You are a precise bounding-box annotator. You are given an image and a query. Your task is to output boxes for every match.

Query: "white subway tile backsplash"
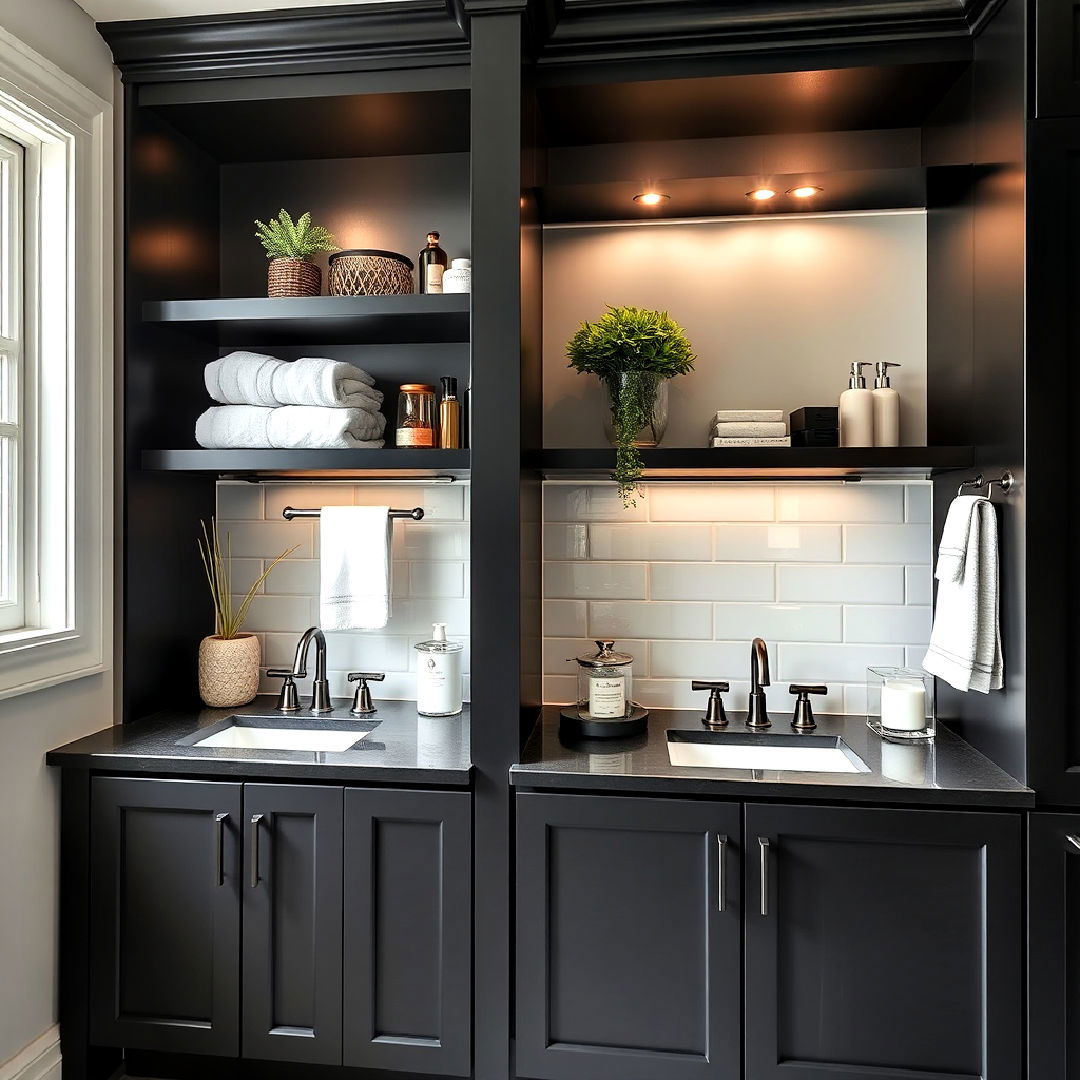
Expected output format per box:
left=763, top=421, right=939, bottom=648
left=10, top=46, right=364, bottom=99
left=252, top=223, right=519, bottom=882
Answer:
left=324, top=632, right=412, bottom=672
left=778, top=643, right=905, bottom=683
left=589, top=601, right=712, bottom=640
left=217, top=483, right=265, bottom=521
left=221, top=520, right=313, bottom=559
left=266, top=558, right=320, bottom=596
left=651, top=562, right=774, bottom=602
left=844, top=524, right=932, bottom=564
left=905, top=565, right=933, bottom=605
left=409, top=561, right=467, bottom=598
left=844, top=604, right=932, bottom=644
left=544, top=599, right=588, bottom=637
left=544, top=561, right=648, bottom=600
left=544, top=638, right=650, bottom=677
left=650, top=640, right=747, bottom=679
left=544, top=523, right=589, bottom=560
left=713, top=524, right=842, bottom=562
left=777, top=564, right=905, bottom=604
left=714, top=603, right=843, bottom=643
left=589, top=523, right=713, bottom=561
left=262, top=484, right=355, bottom=521
left=776, top=484, right=904, bottom=523
left=647, top=484, right=775, bottom=522
left=398, top=523, right=470, bottom=561
left=544, top=485, right=647, bottom=522
left=226, top=558, right=269, bottom=598
left=904, top=483, right=932, bottom=524
left=234, top=593, right=316, bottom=633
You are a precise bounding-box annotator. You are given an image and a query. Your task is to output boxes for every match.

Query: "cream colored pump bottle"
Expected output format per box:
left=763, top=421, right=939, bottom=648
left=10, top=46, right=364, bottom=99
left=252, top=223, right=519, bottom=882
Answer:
left=839, top=361, right=874, bottom=447
left=871, top=361, right=902, bottom=447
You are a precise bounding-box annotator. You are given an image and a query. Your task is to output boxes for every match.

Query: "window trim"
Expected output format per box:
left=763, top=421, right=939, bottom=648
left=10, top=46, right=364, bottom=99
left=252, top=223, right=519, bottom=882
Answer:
left=0, top=26, right=112, bottom=699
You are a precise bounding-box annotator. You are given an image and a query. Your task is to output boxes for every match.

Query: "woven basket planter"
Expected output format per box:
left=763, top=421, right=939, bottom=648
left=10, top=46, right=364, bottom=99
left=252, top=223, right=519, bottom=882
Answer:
left=198, top=633, right=261, bottom=708
left=268, top=257, right=321, bottom=297
left=329, top=249, right=414, bottom=296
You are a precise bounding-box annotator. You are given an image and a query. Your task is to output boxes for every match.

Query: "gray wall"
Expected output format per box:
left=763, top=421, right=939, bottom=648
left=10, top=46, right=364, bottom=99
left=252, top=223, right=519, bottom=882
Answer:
left=543, top=212, right=927, bottom=447
left=0, top=0, right=116, bottom=1072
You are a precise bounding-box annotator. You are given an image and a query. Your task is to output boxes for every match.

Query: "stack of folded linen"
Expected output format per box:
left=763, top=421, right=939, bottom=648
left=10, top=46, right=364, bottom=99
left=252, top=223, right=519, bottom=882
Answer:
left=196, top=351, right=386, bottom=449
left=709, top=409, right=790, bottom=447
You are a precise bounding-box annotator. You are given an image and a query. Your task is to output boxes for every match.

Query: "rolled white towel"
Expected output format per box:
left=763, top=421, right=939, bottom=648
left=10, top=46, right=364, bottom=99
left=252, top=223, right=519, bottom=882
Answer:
left=196, top=405, right=273, bottom=448
left=712, top=421, right=787, bottom=438
left=266, top=405, right=385, bottom=449
left=271, top=357, right=383, bottom=410
left=713, top=410, right=783, bottom=423
left=205, top=351, right=283, bottom=407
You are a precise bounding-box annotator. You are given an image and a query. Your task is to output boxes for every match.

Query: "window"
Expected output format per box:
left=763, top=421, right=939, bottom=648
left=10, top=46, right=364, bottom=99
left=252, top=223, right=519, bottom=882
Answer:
left=0, top=26, right=112, bottom=698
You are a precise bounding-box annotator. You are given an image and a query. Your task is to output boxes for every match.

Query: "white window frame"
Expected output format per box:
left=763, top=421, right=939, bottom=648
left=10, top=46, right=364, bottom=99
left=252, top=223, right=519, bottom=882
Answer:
left=0, top=26, right=113, bottom=699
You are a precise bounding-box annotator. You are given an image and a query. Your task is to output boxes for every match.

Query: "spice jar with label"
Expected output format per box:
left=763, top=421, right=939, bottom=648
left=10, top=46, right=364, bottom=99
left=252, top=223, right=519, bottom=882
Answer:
left=396, top=383, right=436, bottom=447
left=562, top=640, right=648, bottom=739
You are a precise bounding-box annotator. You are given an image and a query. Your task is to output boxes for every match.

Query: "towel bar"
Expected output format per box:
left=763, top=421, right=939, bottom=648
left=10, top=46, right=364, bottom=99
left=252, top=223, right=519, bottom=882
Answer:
left=282, top=506, right=424, bottom=521
left=957, top=472, right=1014, bottom=497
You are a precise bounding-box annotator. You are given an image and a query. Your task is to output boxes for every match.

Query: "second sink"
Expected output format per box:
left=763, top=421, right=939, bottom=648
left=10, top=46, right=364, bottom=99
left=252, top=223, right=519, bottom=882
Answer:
left=666, top=730, right=868, bottom=773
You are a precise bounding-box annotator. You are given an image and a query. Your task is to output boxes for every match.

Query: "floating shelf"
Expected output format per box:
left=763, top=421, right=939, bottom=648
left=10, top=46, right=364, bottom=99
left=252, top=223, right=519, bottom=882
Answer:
left=142, top=448, right=471, bottom=478
left=535, top=446, right=974, bottom=480
left=143, top=294, right=470, bottom=346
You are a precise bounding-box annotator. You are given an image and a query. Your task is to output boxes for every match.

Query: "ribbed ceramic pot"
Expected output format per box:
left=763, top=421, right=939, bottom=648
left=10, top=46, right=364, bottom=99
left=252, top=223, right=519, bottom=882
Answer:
left=267, top=257, right=321, bottom=297
left=198, top=633, right=261, bottom=708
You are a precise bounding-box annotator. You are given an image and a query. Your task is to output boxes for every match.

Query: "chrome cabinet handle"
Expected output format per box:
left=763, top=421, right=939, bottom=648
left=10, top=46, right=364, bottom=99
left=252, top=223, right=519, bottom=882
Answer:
left=214, top=812, right=229, bottom=887
left=1067, top=835, right=1080, bottom=855
left=250, top=813, right=264, bottom=888
left=717, top=835, right=728, bottom=913
left=758, top=837, right=770, bottom=917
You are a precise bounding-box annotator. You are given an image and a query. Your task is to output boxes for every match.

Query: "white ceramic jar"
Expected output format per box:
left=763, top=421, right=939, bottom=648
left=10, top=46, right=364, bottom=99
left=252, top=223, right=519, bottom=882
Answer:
left=442, top=258, right=472, bottom=294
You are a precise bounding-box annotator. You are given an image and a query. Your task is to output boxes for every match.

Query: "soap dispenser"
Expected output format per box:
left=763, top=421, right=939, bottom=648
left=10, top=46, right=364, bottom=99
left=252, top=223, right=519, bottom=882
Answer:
left=871, top=361, right=902, bottom=447
left=839, top=361, right=874, bottom=447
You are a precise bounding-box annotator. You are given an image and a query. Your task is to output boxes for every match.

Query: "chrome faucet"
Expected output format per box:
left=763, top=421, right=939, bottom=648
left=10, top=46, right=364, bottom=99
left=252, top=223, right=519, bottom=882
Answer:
left=267, top=626, right=332, bottom=713
left=747, top=637, right=771, bottom=729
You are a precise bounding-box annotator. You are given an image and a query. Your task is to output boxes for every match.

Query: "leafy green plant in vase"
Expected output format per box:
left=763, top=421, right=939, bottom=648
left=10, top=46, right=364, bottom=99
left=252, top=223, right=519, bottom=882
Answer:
left=255, top=209, right=338, bottom=298
left=567, top=305, right=697, bottom=505
left=196, top=519, right=298, bottom=708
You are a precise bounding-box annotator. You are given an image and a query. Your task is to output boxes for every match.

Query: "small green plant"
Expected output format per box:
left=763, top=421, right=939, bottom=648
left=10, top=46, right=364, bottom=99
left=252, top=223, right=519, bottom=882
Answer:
left=198, top=519, right=298, bottom=639
left=254, top=209, right=338, bottom=261
left=567, top=305, right=696, bottom=506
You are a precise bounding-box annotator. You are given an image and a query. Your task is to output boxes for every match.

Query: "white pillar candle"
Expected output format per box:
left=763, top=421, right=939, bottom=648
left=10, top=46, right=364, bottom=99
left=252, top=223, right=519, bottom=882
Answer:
left=880, top=678, right=927, bottom=731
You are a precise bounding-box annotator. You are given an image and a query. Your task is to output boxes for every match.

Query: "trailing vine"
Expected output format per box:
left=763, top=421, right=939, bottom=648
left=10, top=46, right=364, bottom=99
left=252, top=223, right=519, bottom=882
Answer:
left=566, top=306, right=696, bottom=506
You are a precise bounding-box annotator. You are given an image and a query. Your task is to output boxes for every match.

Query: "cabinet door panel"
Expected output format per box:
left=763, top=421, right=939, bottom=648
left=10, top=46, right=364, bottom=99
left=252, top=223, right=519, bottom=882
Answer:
left=745, top=803, right=1021, bottom=1080
left=516, top=793, right=740, bottom=1080
left=242, top=784, right=343, bottom=1064
left=90, top=777, right=241, bottom=1055
left=1028, top=812, right=1080, bottom=1079
left=1036, top=0, right=1080, bottom=117
left=343, top=788, right=471, bottom=1076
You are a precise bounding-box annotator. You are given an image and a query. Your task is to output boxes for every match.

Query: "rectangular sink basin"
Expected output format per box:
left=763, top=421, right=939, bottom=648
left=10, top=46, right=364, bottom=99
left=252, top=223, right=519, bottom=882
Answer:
left=666, top=730, right=868, bottom=773
left=192, top=724, right=370, bottom=753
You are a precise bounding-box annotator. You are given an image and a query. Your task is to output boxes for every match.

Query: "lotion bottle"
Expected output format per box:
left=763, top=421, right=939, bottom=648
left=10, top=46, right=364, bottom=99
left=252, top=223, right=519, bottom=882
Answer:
left=839, top=361, right=874, bottom=447
left=414, top=622, right=463, bottom=717
left=871, top=361, right=902, bottom=447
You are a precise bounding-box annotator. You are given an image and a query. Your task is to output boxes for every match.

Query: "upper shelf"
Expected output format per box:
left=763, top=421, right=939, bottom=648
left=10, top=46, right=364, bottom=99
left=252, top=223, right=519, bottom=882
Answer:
left=142, top=448, right=471, bottom=478
left=143, top=294, right=470, bottom=346
left=535, top=446, right=974, bottom=480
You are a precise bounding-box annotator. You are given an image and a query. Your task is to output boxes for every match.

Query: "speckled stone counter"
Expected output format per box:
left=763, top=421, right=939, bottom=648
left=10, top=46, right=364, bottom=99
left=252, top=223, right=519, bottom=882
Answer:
left=511, top=706, right=1033, bottom=808
left=47, top=697, right=472, bottom=785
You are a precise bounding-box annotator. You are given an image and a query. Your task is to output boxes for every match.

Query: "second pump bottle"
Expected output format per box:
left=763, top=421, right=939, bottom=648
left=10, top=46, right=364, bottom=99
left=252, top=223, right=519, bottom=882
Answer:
left=839, top=361, right=902, bottom=447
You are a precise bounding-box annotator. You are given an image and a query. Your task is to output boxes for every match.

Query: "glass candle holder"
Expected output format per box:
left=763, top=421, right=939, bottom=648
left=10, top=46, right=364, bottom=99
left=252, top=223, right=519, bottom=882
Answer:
left=866, top=666, right=935, bottom=742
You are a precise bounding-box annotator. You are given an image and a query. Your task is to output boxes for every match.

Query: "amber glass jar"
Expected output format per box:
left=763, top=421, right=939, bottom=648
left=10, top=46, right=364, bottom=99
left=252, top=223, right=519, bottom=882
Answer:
left=396, top=384, right=437, bottom=447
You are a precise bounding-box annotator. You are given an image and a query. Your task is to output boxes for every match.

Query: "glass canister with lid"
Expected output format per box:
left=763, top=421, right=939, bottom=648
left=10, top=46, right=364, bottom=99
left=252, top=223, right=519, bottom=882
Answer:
left=562, top=640, right=648, bottom=739
left=396, top=383, right=437, bottom=447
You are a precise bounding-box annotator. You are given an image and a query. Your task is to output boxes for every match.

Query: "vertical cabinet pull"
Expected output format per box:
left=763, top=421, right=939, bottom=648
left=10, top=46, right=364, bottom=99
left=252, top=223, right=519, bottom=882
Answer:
left=716, top=835, right=728, bottom=913
left=1067, top=835, right=1080, bottom=854
left=758, top=837, right=770, bottom=916
left=214, top=812, right=229, bottom=886
left=250, top=813, right=264, bottom=888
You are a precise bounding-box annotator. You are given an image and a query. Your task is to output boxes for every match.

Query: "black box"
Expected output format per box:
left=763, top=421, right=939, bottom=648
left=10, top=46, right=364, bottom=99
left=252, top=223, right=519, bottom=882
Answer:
left=790, top=406, right=838, bottom=432
left=791, top=427, right=839, bottom=447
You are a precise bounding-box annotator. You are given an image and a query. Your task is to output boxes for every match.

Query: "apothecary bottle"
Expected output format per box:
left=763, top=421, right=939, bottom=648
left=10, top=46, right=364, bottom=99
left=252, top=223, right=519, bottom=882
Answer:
left=396, top=383, right=436, bottom=447
left=571, top=640, right=634, bottom=721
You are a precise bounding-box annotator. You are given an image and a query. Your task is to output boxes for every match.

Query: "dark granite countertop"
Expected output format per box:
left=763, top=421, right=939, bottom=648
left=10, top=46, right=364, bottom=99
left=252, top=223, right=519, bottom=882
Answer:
left=510, top=707, right=1033, bottom=808
left=46, top=697, right=472, bottom=786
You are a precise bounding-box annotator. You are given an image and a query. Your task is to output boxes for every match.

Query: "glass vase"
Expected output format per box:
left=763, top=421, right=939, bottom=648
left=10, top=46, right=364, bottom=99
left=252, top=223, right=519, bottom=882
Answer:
left=602, top=373, right=669, bottom=448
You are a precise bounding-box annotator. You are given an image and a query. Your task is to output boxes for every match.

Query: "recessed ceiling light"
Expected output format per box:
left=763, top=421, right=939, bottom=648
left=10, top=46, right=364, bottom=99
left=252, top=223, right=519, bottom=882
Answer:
left=633, top=192, right=670, bottom=206
left=787, top=185, right=824, bottom=198
left=745, top=187, right=777, bottom=201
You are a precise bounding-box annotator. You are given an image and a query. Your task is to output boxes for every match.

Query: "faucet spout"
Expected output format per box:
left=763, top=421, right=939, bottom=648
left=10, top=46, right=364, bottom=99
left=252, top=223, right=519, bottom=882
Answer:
left=747, top=637, right=771, bottom=729
left=291, top=627, right=332, bottom=713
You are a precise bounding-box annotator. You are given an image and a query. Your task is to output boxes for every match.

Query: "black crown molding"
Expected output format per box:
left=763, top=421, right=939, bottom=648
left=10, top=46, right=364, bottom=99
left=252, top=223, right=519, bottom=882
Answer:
left=540, top=0, right=1001, bottom=67
left=98, top=0, right=468, bottom=83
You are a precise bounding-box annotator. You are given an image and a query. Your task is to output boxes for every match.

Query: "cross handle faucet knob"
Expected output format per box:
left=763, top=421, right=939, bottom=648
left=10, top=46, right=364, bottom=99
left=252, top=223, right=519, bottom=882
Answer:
left=691, top=680, right=730, bottom=729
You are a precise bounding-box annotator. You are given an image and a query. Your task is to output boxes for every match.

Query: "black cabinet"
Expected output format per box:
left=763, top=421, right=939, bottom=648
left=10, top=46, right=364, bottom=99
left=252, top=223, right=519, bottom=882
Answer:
left=1035, top=0, right=1080, bottom=117
left=89, top=777, right=242, bottom=1055
left=343, top=788, right=472, bottom=1076
left=743, top=803, right=1022, bottom=1080
left=515, top=793, right=742, bottom=1080
left=1028, top=813, right=1080, bottom=1079
left=243, top=784, right=344, bottom=1064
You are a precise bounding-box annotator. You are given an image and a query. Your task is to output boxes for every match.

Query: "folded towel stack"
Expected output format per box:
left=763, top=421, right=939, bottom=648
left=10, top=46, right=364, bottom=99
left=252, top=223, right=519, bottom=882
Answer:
left=710, top=409, right=790, bottom=447
left=197, top=351, right=386, bottom=450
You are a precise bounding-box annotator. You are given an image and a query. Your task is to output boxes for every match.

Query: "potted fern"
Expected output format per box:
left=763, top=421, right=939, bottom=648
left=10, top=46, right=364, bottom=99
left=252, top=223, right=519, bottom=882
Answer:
left=567, top=305, right=696, bottom=506
left=255, top=209, right=338, bottom=297
left=197, top=519, right=298, bottom=708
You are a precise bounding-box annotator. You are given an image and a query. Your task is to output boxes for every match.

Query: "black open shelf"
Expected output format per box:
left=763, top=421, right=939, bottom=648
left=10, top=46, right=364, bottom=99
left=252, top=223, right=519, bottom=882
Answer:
left=143, top=294, right=471, bottom=346
left=142, top=448, right=471, bottom=477
left=535, top=446, right=974, bottom=480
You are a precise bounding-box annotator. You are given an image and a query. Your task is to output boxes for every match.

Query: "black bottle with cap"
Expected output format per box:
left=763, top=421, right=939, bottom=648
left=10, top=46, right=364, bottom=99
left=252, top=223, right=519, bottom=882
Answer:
left=418, top=231, right=448, bottom=294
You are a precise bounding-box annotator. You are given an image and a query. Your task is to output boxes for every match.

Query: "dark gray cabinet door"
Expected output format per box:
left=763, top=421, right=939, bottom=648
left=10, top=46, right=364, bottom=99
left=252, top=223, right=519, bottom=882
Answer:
left=516, top=793, right=741, bottom=1080
left=89, top=776, right=242, bottom=1055
left=1028, top=812, right=1080, bottom=1079
left=1036, top=0, right=1080, bottom=117
left=744, top=803, right=1021, bottom=1080
left=343, top=788, right=472, bottom=1076
left=242, top=784, right=343, bottom=1064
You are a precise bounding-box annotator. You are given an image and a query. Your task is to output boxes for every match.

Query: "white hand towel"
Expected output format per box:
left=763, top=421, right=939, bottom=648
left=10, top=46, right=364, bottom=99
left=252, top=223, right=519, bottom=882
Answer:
left=320, top=506, right=392, bottom=631
left=271, top=357, right=383, bottom=410
left=923, top=495, right=1003, bottom=693
left=196, top=405, right=273, bottom=448
left=713, top=410, right=784, bottom=423
left=710, top=436, right=791, bottom=446
left=196, top=405, right=385, bottom=449
left=712, top=421, right=787, bottom=438
left=204, top=351, right=284, bottom=407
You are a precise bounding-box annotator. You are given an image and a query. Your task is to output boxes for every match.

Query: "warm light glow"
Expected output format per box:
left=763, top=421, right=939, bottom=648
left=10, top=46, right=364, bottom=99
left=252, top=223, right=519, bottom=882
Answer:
left=633, top=192, right=670, bottom=206
left=746, top=188, right=777, bottom=201
left=788, top=185, right=824, bottom=198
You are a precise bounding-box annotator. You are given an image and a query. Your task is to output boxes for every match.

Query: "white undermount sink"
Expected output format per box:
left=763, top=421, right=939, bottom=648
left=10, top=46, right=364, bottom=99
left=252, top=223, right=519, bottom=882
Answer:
left=193, top=725, right=370, bottom=753
left=666, top=730, right=868, bottom=773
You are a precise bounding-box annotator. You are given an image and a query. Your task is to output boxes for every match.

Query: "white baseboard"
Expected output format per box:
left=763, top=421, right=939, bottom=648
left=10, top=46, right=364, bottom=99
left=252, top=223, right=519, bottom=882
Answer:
left=0, top=1028, right=61, bottom=1080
